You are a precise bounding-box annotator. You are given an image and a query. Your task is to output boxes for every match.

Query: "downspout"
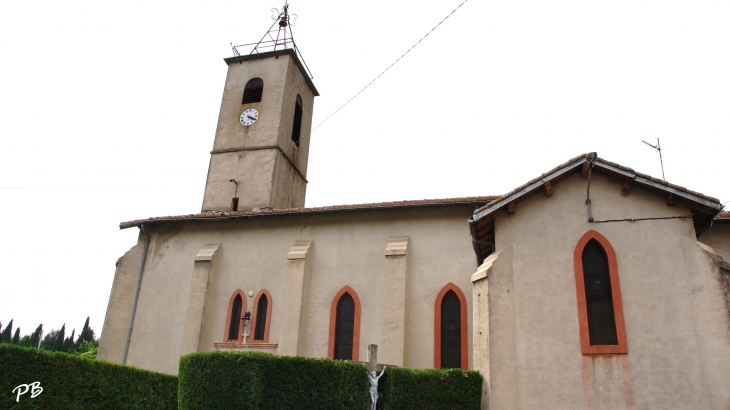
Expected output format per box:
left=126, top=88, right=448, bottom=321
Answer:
left=585, top=152, right=597, bottom=223
left=123, top=224, right=150, bottom=364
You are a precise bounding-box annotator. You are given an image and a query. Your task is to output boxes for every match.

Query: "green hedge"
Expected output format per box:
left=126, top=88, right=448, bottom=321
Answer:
left=379, top=366, right=482, bottom=410
left=0, top=344, right=177, bottom=409
left=179, top=351, right=368, bottom=410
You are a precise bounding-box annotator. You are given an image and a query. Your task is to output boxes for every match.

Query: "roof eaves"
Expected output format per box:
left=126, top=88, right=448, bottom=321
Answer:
left=714, top=211, right=730, bottom=223
left=473, top=155, right=588, bottom=222
left=119, top=196, right=497, bottom=230
left=472, top=154, right=723, bottom=225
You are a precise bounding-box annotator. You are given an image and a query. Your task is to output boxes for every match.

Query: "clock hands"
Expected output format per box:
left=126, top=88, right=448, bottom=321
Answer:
left=247, top=115, right=256, bottom=121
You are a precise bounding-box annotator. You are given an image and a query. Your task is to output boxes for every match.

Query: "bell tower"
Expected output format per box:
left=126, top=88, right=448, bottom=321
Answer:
left=202, top=4, right=318, bottom=212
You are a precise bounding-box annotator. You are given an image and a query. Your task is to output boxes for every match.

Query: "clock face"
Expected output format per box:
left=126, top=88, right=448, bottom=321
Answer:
left=240, top=108, right=259, bottom=126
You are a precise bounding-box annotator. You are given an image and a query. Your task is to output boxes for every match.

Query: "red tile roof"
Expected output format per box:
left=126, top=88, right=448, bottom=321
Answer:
left=120, top=196, right=497, bottom=230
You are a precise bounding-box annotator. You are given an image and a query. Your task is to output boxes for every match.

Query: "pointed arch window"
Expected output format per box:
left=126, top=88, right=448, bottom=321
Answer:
left=242, top=78, right=264, bottom=104
left=251, top=289, right=272, bottom=343
left=223, top=290, right=247, bottom=342
left=291, top=95, right=303, bottom=147
left=434, top=283, right=468, bottom=370
left=574, top=230, right=628, bottom=354
left=328, top=286, right=361, bottom=361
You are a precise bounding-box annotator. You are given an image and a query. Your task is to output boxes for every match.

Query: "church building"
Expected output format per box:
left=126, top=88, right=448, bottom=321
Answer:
left=98, top=10, right=730, bottom=409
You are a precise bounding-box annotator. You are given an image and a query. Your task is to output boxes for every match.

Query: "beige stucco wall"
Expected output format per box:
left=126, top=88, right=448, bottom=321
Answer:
left=700, top=222, right=730, bottom=261
left=98, top=206, right=477, bottom=375
left=97, top=235, right=145, bottom=363
left=485, top=172, right=730, bottom=409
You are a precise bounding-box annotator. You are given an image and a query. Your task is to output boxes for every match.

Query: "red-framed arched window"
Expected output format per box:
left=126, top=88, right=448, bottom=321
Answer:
left=251, top=289, right=273, bottom=343
left=574, top=230, right=628, bottom=354
left=434, top=283, right=468, bottom=370
left=328, top=286, right=361, bottom=361
left=223, top=289, right=247, bottom=342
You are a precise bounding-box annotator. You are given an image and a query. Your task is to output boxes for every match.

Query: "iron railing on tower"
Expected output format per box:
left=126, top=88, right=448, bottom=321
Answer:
left=230, top=2, right=314, bottom=80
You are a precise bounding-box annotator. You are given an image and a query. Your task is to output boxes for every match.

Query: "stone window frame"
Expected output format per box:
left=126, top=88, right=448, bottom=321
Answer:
left=223, top=289, right=247, bottom=342
left=250, top=289, right=273, bottom=343
left=574, top=230, right=629, bottom=355
left=327, top=285, right=361, bottom=361
left=434, top=283, right=468, bottom=370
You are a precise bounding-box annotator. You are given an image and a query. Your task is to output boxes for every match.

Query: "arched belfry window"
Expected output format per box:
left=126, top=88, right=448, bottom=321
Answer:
left=328, top=286, right=361, bottom=361
left=434, top=283, right=468, bottom=370
left=242, top=78, right=264, bottom=104
left=251, top=289, right=272, bottom=343
left=290, top=95, right=303, bottom=147
left=574, top=230, right=628, bottom=354
left=223, top=290, right=247, bottom=342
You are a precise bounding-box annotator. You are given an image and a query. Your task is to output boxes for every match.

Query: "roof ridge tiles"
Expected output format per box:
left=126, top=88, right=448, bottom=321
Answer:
left=474, top=153, right=721, bottom=217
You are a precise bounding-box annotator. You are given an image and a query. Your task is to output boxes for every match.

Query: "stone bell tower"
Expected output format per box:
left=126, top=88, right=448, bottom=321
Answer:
left=202, top=6, right=318, bottom=212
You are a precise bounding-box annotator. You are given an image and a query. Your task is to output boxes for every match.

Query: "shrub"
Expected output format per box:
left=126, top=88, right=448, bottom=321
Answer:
left=178, top=351, right=368, bottom=410
left=0, top=344, right=177, bottom=409
left=380, top=366, right=482, bottom=410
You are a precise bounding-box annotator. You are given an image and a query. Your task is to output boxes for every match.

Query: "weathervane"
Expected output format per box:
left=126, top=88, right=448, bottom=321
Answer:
left=642, top=138, right=666, bottom=181
left=229, top=2, right=312, bottom=78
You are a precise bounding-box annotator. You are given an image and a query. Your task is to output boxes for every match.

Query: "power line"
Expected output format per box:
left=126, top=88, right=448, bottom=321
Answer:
left=4, top=1, right=472, bottom=193
left=0, top=186, right=118, bottom=191
left=312, top=0, right=470, bottom=131
left=204, top=0, right=473, bottom=188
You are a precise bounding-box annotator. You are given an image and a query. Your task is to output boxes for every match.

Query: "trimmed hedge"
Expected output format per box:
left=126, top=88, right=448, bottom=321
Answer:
left=0, top=344, right=177, bottom=409
left=179, top=351, right=368, bottom=410
left=379, top=366, right=482, bottom=410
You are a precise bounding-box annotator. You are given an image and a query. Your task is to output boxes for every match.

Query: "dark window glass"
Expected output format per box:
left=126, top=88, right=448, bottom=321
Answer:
left=291, top=95, right=303, bottom=146
left=242, top=78, right=264, bottom=104
left=228, top=294, right=242, bottom=341
left=334, top=293, right=355, bottom=360
left=583, top=239, right=618, bottom=345
left=254, top=294, right=268, bottom=341
left=441, top=290, right=461, bottom=369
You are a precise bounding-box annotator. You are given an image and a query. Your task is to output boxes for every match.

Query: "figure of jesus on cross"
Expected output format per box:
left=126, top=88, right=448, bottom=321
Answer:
left=368, top=366, right=386, bottom=410
left=367, top=344, right=386, bottom=410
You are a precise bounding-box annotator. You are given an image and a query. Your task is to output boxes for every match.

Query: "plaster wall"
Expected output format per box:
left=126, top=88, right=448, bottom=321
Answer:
left=212, top=55, right=288, bottom=151
left=487, top=172, right=730, bottom=409
left=99, top=206, right=477, bottom=375
left=97, top=235, right=145, bottom=363
left=269, top=152, right=307, bottom=210
left=202, top=149, right=277, bottom=211
left=700, top=223, right=730, bottom=261
left=276, top=55, right=314, bottom=177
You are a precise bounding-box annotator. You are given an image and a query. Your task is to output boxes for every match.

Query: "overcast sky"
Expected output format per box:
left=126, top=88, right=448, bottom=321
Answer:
left=1, top=0, right=728, bottom=339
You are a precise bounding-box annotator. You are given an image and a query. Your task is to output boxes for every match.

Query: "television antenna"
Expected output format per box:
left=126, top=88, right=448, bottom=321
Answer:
left=642, top=138, right=665, bottom=181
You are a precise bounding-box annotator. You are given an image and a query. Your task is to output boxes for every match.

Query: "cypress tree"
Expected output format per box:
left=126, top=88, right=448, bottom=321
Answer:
left=28, top=324, right=43, bottom=348
left=0, top=319, right=12, bottom=344
left=12, top=328, right=20, bottom=345
left=62, top=329, right=75, bottom=353
left=76, top=317, right=96, bottom=348
left=52, top=324, right=66, bottom=351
